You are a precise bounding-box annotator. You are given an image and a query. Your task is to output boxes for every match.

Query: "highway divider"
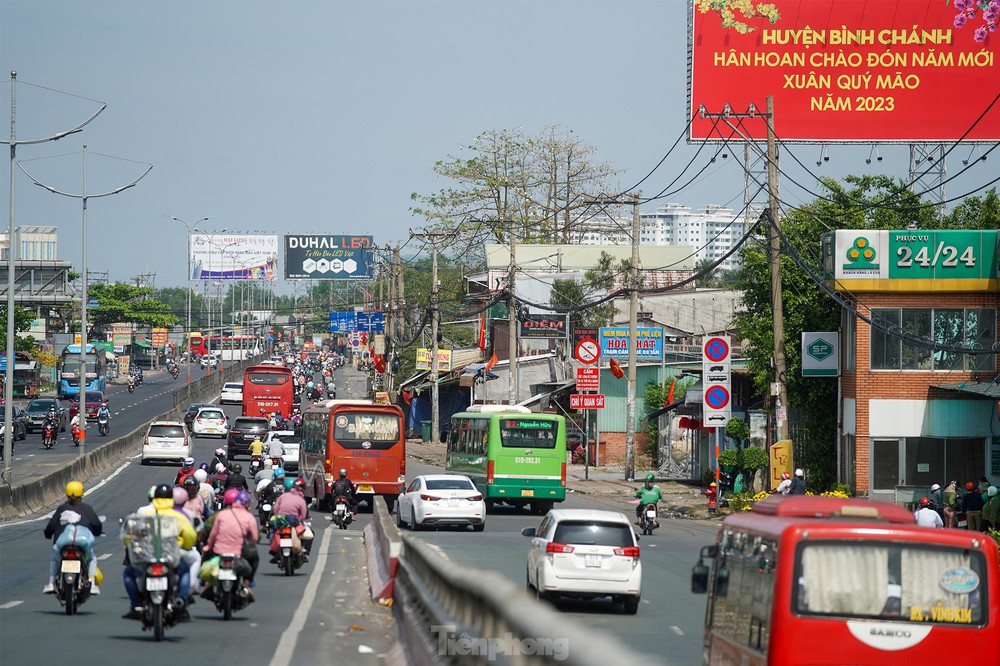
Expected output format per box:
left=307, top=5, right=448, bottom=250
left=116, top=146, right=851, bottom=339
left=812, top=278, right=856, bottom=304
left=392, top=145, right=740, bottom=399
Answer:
left=0, top=361, right=249, bottom=522
left=366, top=501, right=667, bottom=666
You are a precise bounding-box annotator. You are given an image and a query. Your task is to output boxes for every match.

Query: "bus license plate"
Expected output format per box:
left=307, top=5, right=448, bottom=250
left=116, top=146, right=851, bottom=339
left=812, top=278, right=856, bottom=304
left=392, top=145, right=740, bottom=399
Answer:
left=146, top=577, right=168, bottom=591
left=585, top=555, right=601, bottom=568
left=521, top=489, right=534, bottom=497
left=357, top=484, right=373, bottom=493
left=218, top=570, right=237, bottom=581
left=61, top=560, right=82, bottom=574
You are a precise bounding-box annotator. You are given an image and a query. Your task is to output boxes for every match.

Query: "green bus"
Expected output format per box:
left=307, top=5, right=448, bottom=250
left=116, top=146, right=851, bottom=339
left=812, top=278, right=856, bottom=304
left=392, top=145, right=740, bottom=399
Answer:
left=446, top=406, right=566, bottom=514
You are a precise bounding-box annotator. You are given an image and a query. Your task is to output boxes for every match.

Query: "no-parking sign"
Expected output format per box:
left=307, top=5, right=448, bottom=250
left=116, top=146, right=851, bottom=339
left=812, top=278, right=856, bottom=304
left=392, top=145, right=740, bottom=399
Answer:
left=702, top=335, right=731, bottom=426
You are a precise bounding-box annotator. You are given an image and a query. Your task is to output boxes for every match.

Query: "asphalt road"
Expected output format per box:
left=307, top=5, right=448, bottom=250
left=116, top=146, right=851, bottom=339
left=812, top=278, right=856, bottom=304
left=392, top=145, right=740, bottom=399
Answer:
left=0, top=363, right=395, bottom=665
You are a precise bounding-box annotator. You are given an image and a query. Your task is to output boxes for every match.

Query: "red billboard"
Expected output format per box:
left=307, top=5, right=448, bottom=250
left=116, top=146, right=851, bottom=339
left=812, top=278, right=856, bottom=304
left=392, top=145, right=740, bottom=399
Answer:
left=689, top=0, right=1000, bottom=142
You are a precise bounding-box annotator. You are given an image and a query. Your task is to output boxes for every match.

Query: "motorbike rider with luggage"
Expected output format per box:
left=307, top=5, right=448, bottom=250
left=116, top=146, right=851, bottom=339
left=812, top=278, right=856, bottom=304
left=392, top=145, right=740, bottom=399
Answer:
left=634, top=473, right=664, bottom=527
left=271, top=478, right=313, bottom=561
left=203, top=489, right=259, bottom=600
left=327, top=468, right=359, bottom=516
left=43, top=481, right=103, bottom=594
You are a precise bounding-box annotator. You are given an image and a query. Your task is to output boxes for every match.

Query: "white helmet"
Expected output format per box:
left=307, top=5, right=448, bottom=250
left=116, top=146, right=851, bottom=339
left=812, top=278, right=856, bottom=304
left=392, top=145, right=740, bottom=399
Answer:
left=794, top=468, right=804, bottom=478
left=930, top=483, right=941, bottom=491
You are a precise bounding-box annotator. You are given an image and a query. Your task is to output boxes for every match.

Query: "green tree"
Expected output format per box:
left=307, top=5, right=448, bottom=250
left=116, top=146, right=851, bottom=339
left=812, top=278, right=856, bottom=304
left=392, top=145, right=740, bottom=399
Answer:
left=549, top=252, right=621, bottom=330
left=84, top=283, right=178, bottom=338
left=0, top=305, right=36, bottom=353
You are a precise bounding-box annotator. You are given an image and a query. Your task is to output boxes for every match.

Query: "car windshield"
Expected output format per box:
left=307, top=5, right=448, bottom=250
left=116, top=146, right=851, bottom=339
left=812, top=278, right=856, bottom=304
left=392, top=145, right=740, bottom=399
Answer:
left=224, top=384, right=242, bottom=391
left=199, top=410, right=224, bottom=419
left=234, top=419, right=267, bottom=430
left=272, top=435, right=299, bottom=445
left=26, top=402, right=55, bottom=413
left=148, top=425, right=185, bottom=438
left=552, top=521, right=633, bottom=548
left=426, top=478, right=475, bottom=491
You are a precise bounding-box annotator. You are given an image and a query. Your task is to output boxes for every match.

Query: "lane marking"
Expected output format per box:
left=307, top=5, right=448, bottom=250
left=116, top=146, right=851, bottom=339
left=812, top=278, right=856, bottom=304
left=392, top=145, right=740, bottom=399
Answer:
left=0, top=601, right=24, bottom=610
left=97, top=553, right=113, bottom=561
left=268, top=526, right=334, bottom=666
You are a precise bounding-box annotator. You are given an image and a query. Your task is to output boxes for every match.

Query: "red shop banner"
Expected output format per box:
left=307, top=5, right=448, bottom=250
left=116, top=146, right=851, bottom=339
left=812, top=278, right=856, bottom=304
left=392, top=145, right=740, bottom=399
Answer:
left=689, top=0, right=1000, bottom=142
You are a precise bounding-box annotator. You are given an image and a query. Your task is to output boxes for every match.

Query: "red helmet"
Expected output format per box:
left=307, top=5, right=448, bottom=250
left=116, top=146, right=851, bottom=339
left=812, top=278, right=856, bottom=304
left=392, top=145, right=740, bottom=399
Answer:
left=781, top=472, right=790, bottom=480
left=223, top=488, right=240, bottom=506
left=292, top=478, right=306, bottom=491
left=919, top=496, right=931, bottom=506
left=966, top=482, right=977, bottom=491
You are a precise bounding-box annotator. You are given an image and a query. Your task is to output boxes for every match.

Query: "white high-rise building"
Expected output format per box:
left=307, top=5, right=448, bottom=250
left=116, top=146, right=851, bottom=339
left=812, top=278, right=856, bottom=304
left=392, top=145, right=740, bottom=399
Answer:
left=568, top=203, right=751, bottom=271
left=0, top=226, right=59, bottom=261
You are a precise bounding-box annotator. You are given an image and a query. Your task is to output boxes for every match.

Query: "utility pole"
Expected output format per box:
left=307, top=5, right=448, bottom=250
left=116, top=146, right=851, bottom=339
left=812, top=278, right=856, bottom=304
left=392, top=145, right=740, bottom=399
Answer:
left=625, top=192, right=641, bottom=481
left=431, top=243, right=440, bottom=444
left=766, top=95, right=789, bottom=442
left=508, top=221, right=518, bottom=406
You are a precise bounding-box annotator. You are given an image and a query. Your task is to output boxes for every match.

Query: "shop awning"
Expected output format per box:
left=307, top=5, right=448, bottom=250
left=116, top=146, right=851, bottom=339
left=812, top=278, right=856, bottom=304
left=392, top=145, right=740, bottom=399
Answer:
left=932, top=381, right=1000, bottom=399
left=132, top=338, right=152, bottom=349
left=399, top=371, right=429, bottom=390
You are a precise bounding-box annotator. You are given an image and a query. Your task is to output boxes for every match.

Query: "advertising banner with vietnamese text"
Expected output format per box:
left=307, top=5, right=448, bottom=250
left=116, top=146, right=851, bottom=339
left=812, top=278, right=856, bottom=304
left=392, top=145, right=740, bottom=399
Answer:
left=190, top=234, right=278, bottom=280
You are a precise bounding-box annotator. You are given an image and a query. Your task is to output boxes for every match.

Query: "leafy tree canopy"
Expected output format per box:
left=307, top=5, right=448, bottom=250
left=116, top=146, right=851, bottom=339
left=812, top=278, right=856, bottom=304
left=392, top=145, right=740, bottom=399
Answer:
left=0, top=305, right=36, bottom=353
left=85, top=283, right=178, bottom=336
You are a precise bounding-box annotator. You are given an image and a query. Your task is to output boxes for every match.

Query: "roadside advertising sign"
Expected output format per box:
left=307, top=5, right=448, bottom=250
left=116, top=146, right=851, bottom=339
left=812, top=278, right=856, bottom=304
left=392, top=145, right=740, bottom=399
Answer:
left=689, top=0, right=1000, bottom=142
left=570, top=394, right=605, bottom=410
left=415, top=348, right=452, bottom=372
left=702, top=335, right=732, bottom=426
left=576, top=367, right=600, bottom=392
left=520, top=314, right=568, bottom=339
left=283, top=235, right=373, bottom=280
left=599, top=327, right=663, bottom=359
left=802, top=332, right=840, bottom=377
left=190, top=234, right=278, bottom=280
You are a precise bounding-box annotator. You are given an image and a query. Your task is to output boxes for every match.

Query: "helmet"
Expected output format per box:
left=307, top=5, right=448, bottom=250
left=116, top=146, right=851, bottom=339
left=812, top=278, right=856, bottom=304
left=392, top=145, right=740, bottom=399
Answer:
left=148, top=485, right=157, bottom=500
left=284, top=478, right=295, bottom=491
left=193, top=469, right=208, bottom=483
left=930, top=483, right=941, bottom=491
left=153, top=484, right=173, bottom=500
left=65, top=481, right=84, bottom=498
left=60, top=510, right=82, bottom=525
left=919, top=496, right=931, bottom=506
left=967, top=481, right=977, bottom=491
left=794, top=468, right=804, bottom=478
left=223, top=488, right=240, bottom=506
left=293, top=478, right=306, bottom=491
left=273, top=467, right=286, bottom=479
left=182, top=476, right=199, bottom=489
left=215, top=463, right=227, bottom=473
left=781, top=472, right=790, bottom=480
left=338, top=468, right=347, bottom=478
left=215, top=448, right=225, bottom=457
left=231, top=463, right=243, bottom=475
left=645, top=473, right=655, bottom=482
left=182, top=457, right=195, bottom=468
left=199, top=462, right=210, bottom=472
left=235, top=490, right=253, bottom=507
left=172, top=486, right=188, bottom=505
left=989, top=486, right=998, bottom=497
left=264, top=458, right=273, bottom=468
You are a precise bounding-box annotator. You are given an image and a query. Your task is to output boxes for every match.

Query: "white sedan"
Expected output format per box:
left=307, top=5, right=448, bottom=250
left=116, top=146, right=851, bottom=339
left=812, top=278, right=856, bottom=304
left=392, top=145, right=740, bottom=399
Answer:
left=395, top=474, right=485, bottom=532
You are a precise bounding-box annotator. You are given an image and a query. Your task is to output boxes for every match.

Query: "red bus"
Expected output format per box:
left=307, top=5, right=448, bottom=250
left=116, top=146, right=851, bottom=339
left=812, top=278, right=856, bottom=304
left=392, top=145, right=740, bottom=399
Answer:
left=242, top=364, right=295, bottom=418
left=691, top=495, right=999, bottom=665
left=299, top=400, right=405, bottom=510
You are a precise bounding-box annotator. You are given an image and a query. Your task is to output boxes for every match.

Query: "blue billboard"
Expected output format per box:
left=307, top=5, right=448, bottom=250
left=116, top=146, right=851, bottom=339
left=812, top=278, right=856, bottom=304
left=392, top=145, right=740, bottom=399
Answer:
left=328, top=311, right=383, bottom=333
left=598, top=326, right=663, bottom=359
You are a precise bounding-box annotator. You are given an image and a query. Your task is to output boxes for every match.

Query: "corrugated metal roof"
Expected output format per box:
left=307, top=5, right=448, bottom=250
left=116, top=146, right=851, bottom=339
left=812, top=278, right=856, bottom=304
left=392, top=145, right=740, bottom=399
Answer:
left=612, top=289, right=744, bottom=336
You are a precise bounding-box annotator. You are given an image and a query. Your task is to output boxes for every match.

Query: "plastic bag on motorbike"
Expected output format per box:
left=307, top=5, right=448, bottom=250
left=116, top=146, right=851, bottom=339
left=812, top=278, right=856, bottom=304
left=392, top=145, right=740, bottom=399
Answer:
left=198, top=555, right=221, bottom=582
left=55, top=524, right=96, bottom=550
left=121, top=514, right=181, bottom=566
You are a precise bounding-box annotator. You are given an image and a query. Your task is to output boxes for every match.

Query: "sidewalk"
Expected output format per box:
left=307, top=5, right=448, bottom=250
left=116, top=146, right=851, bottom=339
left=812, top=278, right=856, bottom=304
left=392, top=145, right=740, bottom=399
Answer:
left=405, top=437, right=717, bottom=520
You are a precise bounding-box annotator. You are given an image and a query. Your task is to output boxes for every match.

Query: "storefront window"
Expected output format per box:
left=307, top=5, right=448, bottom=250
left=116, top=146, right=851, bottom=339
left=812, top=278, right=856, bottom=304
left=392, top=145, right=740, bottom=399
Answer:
left=871, top=308, right=996, bottom=372
left=872, top=439, right=900, bottom=490
left=905, top=438, right=944, bottom=486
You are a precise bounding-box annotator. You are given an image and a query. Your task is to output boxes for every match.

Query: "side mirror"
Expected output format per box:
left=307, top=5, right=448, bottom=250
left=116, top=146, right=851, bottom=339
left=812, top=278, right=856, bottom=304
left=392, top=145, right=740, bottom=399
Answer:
left=521, top=527, right=536, bottom=538
left=691, top=545, right=716, bottom=594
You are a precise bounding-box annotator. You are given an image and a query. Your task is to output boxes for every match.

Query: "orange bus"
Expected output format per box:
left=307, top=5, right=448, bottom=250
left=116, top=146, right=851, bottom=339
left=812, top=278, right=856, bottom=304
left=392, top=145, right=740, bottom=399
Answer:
left=242, top=364, right=295, bottom=418
left=299, top=399, right=405, bottom=511
left=691, top=495, right=999, bottom=665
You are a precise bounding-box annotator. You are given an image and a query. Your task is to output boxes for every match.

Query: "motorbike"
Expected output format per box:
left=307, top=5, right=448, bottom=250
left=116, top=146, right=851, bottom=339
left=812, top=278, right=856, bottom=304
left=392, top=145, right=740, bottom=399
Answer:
left=55, top=543, right=93, bottom=615
left=326, top=386, right=336, bottom=399
left=71, top=425, right=81, bottom=446
left=211, top=553, right=251, bottom=620
left=249, top=455, right=262, bottom=477
left=138, top=558, right=181, bottom=641
left=98, top=414, right=110, bottom=437
left=258, top=502, right=273, bottom=529
left=128, top=381, right=135, bottom=394
left=639, top=503, right=659, bottom=536
left=274, top=521, right=304, bottom=576
left=170, top=367, right=179, bottom=380
left=42, top=422, right=57, bottom=449
left=331, top=496, right=353, bottom=530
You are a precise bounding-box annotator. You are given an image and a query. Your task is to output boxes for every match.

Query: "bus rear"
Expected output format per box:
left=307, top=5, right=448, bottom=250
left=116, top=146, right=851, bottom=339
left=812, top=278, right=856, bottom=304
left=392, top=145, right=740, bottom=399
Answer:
left=693, top=496, right=1000, bottom=665
left=242, top=365, right=294, bottom=418
left=488, top=412, right=566, bottom=513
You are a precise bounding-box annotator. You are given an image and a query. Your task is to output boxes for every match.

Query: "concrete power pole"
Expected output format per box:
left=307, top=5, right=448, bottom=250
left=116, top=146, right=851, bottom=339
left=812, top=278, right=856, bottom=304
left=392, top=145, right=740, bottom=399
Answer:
left=766, top=96, right=789, bottom=442
left=624, top=193, right=640, bottom=481
left=508, top=222, right=518, bottom=406
left=431, top=242, right=440, bottom=444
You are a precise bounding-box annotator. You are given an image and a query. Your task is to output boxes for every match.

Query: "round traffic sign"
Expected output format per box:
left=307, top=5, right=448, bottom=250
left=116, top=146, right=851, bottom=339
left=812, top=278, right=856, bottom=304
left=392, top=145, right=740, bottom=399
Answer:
left=575, top=338, right=600, bottom=365
left=704, top=337, right=730, bottom=363
left=704, top=385, right=730, bottom=410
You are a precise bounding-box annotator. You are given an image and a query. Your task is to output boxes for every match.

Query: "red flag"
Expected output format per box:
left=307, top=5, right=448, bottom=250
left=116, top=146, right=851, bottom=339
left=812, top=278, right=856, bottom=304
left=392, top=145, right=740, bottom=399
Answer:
left=478, top=314, right=486, bottom=351
left=484, top=351, right=498, bottom=373
left=609, top=357, right=624, bottom=379
left=664, top=378, right=675, bottom=406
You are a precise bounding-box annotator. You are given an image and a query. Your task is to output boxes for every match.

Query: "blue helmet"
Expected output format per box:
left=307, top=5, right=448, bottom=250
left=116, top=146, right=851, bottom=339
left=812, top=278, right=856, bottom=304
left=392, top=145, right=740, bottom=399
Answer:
left=273, top=467, right=286, bottom=479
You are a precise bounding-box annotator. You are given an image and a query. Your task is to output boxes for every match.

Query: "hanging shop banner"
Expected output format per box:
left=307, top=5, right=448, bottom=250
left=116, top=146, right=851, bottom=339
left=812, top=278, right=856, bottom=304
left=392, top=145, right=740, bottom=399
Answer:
left=520, top=314, right=568, bottom=339
left=111, top=323, right=131, bottom=351
left=415, top=348, right=452, bottom=372
left=190, top=234, right=278, bottom=280
left=689, top=0, right=1000, bottom=142
left=598, top=327, right=664, bottom=359
left=152, top=328, right=169, bottom=349
left=283, top=235, right=373, bottom=280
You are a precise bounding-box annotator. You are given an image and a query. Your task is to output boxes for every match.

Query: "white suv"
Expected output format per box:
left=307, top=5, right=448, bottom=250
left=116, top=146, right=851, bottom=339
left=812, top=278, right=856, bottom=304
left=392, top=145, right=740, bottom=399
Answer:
left=521, top=509, right=642, bottom=614
left=220, top=382, right=243, bottom=405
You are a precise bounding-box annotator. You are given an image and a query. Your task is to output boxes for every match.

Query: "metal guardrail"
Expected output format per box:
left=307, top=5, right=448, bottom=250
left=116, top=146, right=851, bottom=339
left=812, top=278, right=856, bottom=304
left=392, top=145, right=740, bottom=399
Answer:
left=373, top=502, right=667, bottom=666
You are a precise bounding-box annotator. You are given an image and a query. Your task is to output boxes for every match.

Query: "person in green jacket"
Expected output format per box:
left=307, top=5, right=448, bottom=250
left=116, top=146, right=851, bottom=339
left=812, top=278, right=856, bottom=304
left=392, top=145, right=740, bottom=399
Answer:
left=982, top=486, right=1000, bottom=531
left=634, top=473, right=664, bottom=526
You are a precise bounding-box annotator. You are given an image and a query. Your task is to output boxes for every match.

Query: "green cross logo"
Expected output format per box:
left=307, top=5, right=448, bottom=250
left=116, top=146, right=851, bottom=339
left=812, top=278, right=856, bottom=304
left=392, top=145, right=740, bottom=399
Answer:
left=807, top=338, right=834, bottom=361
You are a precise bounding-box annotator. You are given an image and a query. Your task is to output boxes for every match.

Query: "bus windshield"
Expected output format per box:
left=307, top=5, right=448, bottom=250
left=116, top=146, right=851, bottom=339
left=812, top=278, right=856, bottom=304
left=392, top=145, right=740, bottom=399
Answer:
left=247, top=371, right=289, bottom=386
left=795, top=542, right=988, bottom=625
left=333, top=411, right=400, bottom=442
left=500, top=418, right=558, bottom=449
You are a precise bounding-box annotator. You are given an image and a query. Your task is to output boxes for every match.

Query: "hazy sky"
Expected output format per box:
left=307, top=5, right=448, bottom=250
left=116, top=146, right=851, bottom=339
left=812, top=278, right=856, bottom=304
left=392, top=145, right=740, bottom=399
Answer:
left=1, top=1, right=995, bottom=294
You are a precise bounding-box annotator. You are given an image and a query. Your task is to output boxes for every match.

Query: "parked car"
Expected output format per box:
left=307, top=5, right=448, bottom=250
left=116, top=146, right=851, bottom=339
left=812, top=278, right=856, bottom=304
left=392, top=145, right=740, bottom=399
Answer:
left=521, top=509, right=642, bottom=614
left=263, top=430, right=300, bottom=472
left=24, top=398, right=68, bottom=433
left=0, top=406, right=29, bottom=442
left=141, top=421, right=191, bottom=465
left=219, top=382, right=244, bottom=405
left=226, top=416, right=270, bottom=458
left=396, top=474, right=486, bottom=532
left=192, top=406, right=229, bottom=438
left=183, top=403, right=216, bottom=431
left=68, top=392, right=108, bottom=421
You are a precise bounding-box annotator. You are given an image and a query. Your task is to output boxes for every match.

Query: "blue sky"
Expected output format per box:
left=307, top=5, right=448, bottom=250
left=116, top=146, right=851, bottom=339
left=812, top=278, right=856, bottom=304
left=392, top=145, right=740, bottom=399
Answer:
left=1, top=1, right=994, bottom=293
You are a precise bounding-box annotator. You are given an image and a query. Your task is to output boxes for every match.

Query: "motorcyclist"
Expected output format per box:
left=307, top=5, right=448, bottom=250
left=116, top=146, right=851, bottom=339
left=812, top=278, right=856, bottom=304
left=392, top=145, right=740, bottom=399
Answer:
left=193, top=469, right=216, bottom=515
left=43, top=481, right=104, bottom=594
left=97, top=403, right=110, bottom=422
left=209, top=447, right=231, bottom=473
left=69, top=413, right=82, bottom=445
left=174, top=457, right=198, bottom=486
left=265, top=435, right=285, bottom=461
left=634, top=473, right=664, bottom=526
left=127, top=374, right=136, bottom=391
left=775, top=472, right=792, bottom=495
left=271, top=478, right=313, bottom=561
left=328, top=468, right=359, bottom=515
left=203, top=488, right=259, bottom=599
left=268, top=412, right=278, bottom=430
left=274, top=411, right=285, bottom=430
left=261, top=467, right=287, bottom=507
left=253, top=457, right=274, bottom=486
left=42, top=410, right=59, bottom=441
left=182, top=476, right=208, bottom=522
left=224, top=463, right=249, bottom=491
left=248, top=435, right=266, bottom=469
left=326, top=379, right=336, bottom=398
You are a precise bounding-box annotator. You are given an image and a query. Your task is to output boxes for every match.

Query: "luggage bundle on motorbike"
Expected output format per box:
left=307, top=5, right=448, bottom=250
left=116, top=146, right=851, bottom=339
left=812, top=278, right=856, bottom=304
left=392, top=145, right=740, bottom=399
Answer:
left=122, top=514, right=182, bottom=641
left=198, top=554, right=251, bottom=620
left=268, top=514, right=305, bottom=576
left=55, top=522, right=99, bottom=615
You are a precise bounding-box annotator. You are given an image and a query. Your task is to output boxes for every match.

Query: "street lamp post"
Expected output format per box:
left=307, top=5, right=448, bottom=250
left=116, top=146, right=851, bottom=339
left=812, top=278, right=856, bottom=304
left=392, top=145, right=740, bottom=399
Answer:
left=169, top=215, right=212, bottom=391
